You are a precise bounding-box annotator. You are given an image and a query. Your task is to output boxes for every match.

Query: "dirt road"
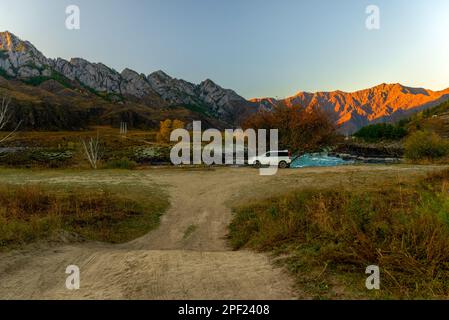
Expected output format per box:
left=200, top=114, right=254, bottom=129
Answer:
left=0, top=165, right=443, bottom=299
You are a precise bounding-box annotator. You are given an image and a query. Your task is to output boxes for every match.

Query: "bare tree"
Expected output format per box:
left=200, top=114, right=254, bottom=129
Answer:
left=0, top=97, right=21, bottom=144
left=81, top=132, right=103, bottom=169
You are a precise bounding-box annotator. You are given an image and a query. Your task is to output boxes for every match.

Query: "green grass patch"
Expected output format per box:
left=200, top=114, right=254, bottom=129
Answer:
left=182, top=103, right=211, bottom=116
left=229, top=170, right=449, bottom=299
left=22, top=71, right=74, bottom=88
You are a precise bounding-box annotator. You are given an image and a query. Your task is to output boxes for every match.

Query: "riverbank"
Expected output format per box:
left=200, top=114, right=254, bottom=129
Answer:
left=330, top=140, right=404, bottom=164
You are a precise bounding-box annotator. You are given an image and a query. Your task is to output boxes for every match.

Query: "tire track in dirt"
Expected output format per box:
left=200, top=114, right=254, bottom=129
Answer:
left=0, top=165, right=443, bottom=299
left=0, top=168, right=295, bottom=299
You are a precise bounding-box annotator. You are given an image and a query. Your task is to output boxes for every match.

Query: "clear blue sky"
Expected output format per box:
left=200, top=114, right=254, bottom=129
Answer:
left=0, top=0, right=448, bottom=98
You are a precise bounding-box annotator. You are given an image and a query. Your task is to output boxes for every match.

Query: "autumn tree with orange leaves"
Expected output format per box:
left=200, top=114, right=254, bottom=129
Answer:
left=157, top=119, right=185, bottom=143
left=242, top=102, right=339, bottom=154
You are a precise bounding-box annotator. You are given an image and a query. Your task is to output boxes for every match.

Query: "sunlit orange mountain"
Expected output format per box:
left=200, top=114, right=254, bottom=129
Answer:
left=1, top=31, right=449, bottom=133
left=252, top=84, right=449, bottom=133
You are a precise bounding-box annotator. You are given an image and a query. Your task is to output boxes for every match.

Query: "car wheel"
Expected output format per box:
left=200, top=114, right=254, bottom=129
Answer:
left=279, top=161, right=288, bottom=169
left=253, top=161, right=261, bottom=168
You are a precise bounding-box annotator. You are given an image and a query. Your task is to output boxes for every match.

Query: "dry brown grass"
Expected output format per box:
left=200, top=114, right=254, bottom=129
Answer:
left=4, top=127, right=157, bottom=148
left=229, top=169, right=449, bottom=299
left=0, top=183, right=168, bottom=249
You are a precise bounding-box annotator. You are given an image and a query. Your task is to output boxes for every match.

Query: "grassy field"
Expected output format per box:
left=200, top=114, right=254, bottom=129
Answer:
left=0, top=127, right=174, bottom=168
left=0, top=169, right=169, bottom=250
left=1, top=127, right=158, bottom=148
left=229, top=169, right=449, bottom=299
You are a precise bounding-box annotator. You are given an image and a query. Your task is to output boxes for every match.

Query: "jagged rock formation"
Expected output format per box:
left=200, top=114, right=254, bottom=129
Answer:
left=0, top=31, right=254, bottom=125
left=147, top=70, right=198, bottom=105
left=145, top=71, right=251, bottom=122
left=52, top=58, right=122, bottom=93
left=0, top=31, right=51, bottom=78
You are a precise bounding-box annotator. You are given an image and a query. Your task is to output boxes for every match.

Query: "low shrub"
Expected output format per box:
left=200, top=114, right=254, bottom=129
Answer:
left=404, top=130, right=449, bottom=161
left=105, top=157, right=137, bottom=170
left=0, top=148, right=74, bottom=168
left=133, top=146, right=171, bottom=164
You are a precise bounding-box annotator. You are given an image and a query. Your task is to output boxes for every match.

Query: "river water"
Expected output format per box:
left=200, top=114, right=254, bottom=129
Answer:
left=291, top=153, right=354, bottom=168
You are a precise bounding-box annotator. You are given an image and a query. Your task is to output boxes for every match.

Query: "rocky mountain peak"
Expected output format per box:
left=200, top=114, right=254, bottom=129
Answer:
left=0, top=31, right=50, bottom=78
left=200, top=78, right=215, bottom=86
left=0, top=31, right=24, bottom=52
left=199, top=78, right=245, bottom=102
left=52, top=57, right=122, bottom=93
left=121, top=68, right=140, bottom=79
left=147, top=71, right=199, bottom=106
left=149, top=70, right=171, bottom=81
left=0, top=31, right=254, bottom=125
left=119, top=68, right=157, bottom=98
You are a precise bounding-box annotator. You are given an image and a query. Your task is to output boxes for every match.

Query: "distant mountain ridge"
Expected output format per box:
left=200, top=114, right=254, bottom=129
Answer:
left=252, top=84, right=449, bottom=133
left=1, top=30, right=449, bottom=132
left=0, top=31, right=254, bottom=126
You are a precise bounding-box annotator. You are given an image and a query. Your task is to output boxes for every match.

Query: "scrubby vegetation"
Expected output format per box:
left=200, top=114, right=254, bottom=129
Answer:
left=420, top=100, right=449, bottom=119
left=0, top=128, right=173, bottom=168
left=133, top=146, right=170, bottom=164
left=0, top=148, right=75, bottom=168
left=229, top=169, right=449, bottom=299
left=0, top=183, right=168, bottom=249
left=348, top=99, right=449, bottom=163
left=22, top=71, right=73, bottom=88
left=404, top=130, right=449, bottom=161
left=105, top=157, right=137, bottom=170
left=354, top=99, right=449, bottom=143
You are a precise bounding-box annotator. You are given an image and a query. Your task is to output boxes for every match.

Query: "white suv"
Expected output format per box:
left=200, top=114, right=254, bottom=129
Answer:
left=249, top=150, right=292, bottom=169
